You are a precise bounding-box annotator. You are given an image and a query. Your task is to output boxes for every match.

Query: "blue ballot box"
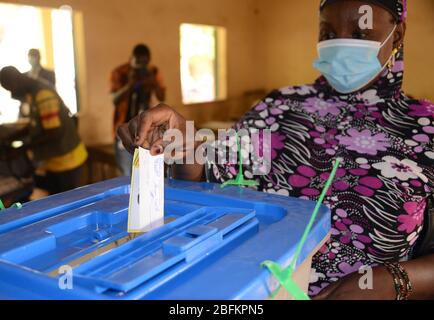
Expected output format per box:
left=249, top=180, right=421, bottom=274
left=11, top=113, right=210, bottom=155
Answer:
left=0, top=178, right=330, bottom=300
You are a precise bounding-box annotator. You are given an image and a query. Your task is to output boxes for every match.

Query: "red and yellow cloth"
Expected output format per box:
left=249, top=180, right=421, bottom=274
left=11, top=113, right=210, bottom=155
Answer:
left=26, top=89, right=88, bottom=173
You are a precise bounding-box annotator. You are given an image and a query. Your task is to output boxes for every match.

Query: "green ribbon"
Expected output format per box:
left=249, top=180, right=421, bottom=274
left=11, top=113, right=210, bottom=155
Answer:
left=221, top=133, right=259, bottom=188
left=262, top=159, right=341, bottom=300
left=0, top=199, right=22, bottom=211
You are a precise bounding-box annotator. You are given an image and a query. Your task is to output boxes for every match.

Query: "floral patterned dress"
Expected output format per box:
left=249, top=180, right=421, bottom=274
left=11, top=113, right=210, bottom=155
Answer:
left=211, top=51, right=434, bottom=296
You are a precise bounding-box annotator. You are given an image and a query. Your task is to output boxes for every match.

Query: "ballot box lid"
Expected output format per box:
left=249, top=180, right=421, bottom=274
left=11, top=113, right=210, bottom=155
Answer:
left=0, top=178, right=330, bottom=300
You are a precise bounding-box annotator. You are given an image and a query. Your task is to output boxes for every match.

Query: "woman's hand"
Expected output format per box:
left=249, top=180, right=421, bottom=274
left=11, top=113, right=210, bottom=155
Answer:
left=315, top=254, right=434, bottom=300
left=117, top=103, right=187, bottom=155
left=117, top=103, right=204, bottom=181
left=314, top=266, right=396, bottom=300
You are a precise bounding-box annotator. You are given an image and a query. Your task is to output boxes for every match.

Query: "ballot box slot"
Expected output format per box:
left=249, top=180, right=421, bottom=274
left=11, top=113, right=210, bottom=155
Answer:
left=0, top=194, right=197, bottom=272
left=83, top=210, right=252, bottom=279
left=71, top=209, right=222, bottom=277
left=67, top=209, right=257, bottom=293
left=45, top=217, right=178, bottom=276
left=42, top=212, right=210, bottom=276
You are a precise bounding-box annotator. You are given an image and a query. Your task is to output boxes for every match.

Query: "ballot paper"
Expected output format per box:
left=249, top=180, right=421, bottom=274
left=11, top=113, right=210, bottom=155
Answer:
left=128, top=147, right=165, bottom=233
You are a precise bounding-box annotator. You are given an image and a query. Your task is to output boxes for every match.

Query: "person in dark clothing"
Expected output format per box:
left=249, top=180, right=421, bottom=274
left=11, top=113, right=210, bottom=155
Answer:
left=0, top=66, right=87, bottom=195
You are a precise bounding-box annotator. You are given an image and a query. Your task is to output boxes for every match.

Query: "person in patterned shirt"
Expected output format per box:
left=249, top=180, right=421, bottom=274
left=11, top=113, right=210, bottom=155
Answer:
left=110, top=44, right=166, bottom=176
left=118, top=0, right=434, bottom=299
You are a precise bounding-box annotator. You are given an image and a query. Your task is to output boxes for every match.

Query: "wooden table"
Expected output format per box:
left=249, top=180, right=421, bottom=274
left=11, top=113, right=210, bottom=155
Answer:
left=0, top=121, right=34, bottom=205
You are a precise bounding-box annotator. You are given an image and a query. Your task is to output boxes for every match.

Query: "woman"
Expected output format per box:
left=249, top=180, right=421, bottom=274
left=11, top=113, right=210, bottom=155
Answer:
left=118, top=0, right=434, bottom=300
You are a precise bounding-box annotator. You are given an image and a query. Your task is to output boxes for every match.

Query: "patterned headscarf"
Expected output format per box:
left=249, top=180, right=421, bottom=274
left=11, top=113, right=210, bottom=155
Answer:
left=320, top=0, right=407, bottom=22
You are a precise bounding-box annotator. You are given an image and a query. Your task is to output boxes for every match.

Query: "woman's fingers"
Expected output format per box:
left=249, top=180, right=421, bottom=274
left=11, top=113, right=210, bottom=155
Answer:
left=118, top=103, right=187, bottom=156
left=117, top=124, right=136, bottom=154
left=149, top=137, right=165, bottom=156
left=150, top=136, right=186, bottom=161
left=135, top=104, right=175, bottom=147
left=127, top=115, right=140, bottom=146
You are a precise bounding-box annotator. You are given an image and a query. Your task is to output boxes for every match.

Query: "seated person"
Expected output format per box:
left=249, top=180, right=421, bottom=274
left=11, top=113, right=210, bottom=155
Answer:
left=118, top=0, right=434, bottom=299
left=0, top=66, right=87, bottom=195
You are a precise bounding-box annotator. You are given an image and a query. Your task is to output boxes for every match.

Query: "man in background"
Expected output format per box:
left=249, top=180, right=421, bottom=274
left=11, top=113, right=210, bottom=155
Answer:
left=26, top=49, right=56, bottom=87
left=110, top=44, right=166, bottom=176
left=0, top=66, right=87, bottom=195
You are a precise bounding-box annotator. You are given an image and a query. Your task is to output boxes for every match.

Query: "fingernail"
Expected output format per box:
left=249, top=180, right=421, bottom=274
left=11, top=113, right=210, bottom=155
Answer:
left=155, top=145, right=164, bottom=154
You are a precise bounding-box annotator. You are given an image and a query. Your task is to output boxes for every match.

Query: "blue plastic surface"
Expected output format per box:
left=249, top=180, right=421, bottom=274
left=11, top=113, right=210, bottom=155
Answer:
left=0, top=178, right=330, bottom=300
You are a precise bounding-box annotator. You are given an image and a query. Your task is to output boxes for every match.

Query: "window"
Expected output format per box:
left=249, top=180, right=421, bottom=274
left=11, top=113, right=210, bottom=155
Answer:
left=180, top=23, right=227, bottom=105
left=0, top=3, right=79, bottom=124
left=51, top=6, right=78, bottom=117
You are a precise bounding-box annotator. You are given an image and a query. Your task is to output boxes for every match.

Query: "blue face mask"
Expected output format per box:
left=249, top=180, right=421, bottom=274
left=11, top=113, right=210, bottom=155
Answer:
left=313, top=25, right=397, bottom=94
